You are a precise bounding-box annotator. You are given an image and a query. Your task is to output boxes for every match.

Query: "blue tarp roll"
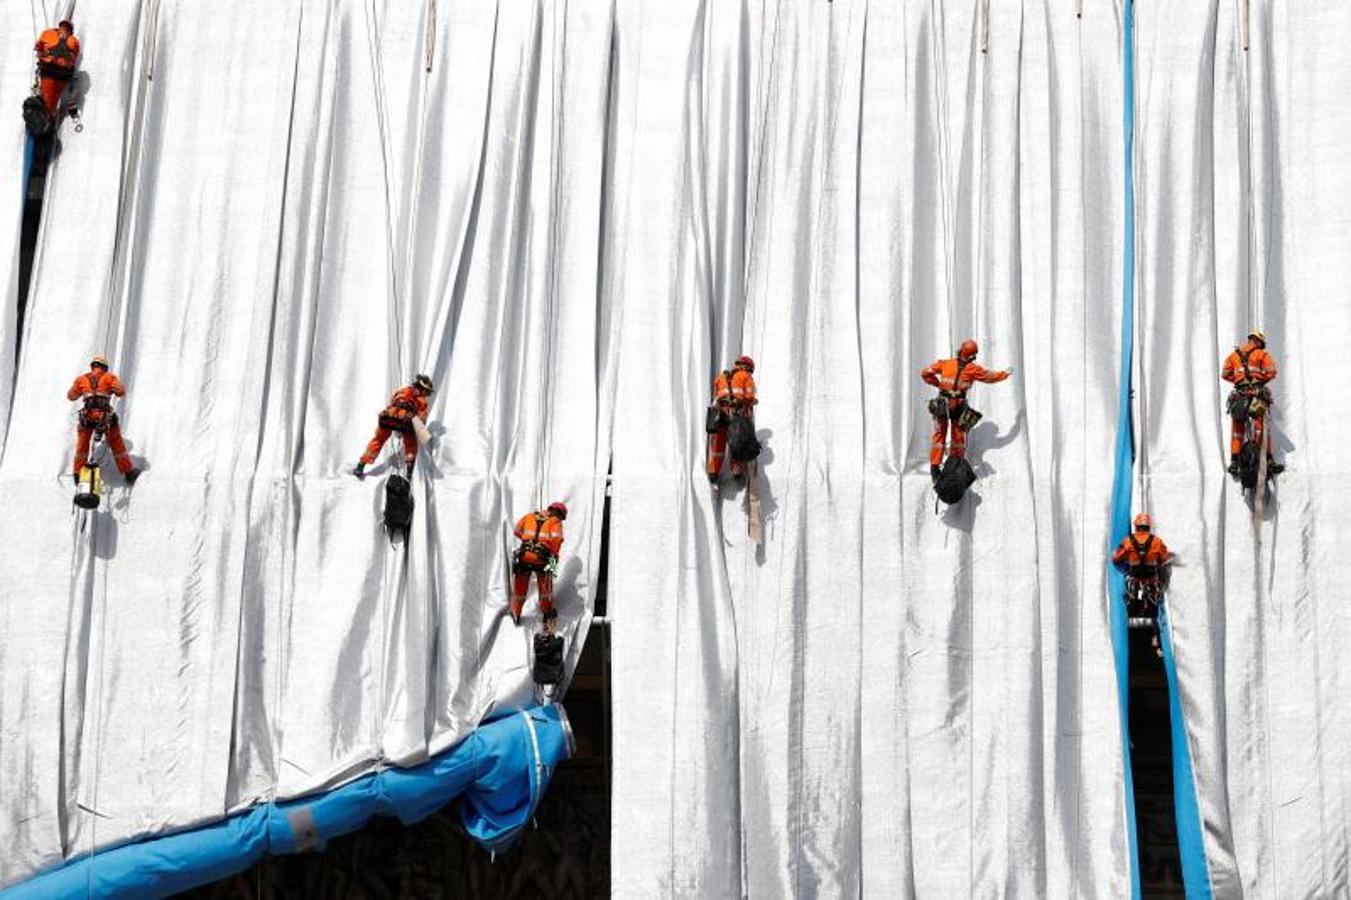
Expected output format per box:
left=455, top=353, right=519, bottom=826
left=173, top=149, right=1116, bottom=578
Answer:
left=2, top=705, right=572, bottom=899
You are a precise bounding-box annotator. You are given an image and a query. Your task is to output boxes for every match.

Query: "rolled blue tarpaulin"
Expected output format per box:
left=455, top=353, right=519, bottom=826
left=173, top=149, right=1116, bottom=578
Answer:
left=2, top=705, right=572, bottom=899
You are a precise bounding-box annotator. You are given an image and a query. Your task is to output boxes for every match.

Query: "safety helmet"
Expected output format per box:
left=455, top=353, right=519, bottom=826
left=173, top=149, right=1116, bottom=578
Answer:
left=547, top=501, right=568, bottom=520
left=1247, top=329, right=1266, bottom=345
left=413, top=374, right=435, bottom=394
left=90, top=355, right=109, bottom=370
left=58, top=19, right=73, bottom=30
left=1133, top=512, right=1152, bottom=532
left=735, top=355, right=755, bottom=372
left=958, top=339, right=979, bottom=360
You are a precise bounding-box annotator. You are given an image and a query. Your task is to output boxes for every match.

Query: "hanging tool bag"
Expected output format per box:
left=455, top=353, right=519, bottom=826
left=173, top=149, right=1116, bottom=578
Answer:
left=383, top=474, right=414, bottom=532
left=928, top=395, right=982, bottom=432
left=728, top=415, right=761, bottom=462
left=73, top=463, right=101, bottom=510
left=1238, top=440, right=1261, bottom=491
left=934, top=455, right=976, bottom=505
left=533, top=632, right=565, bottom=686
left=22, top=95, right=53, bottom=138
left=705, top=404, right=726, bottom=434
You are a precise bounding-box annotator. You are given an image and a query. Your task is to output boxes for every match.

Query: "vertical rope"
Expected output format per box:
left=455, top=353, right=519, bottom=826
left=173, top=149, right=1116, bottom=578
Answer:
left=1240, top=0, right=1259, bottom=329
left=742, top=1, right=783, bottom=367
left=930, top=0, right=957, bottom=350
left=537, top=0, right=566, bottom=509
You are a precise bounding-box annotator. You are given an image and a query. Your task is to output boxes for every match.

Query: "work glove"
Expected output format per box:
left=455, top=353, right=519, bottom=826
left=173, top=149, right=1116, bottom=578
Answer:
left=546, top=556, right=560, bottom=579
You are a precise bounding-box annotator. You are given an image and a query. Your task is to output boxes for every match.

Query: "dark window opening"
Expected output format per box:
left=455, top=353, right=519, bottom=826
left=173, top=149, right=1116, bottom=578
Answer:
left=1129, top=626, right=1184, bottom=897
left=16, top=137, right=53, bottom=358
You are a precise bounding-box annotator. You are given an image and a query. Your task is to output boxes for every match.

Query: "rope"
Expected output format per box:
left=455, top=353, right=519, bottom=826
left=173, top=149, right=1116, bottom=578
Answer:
left=930, top=0, right=957, bottom=350
left=364, top=0, right=407, bottom=385
left=424, top=0, right=437, bottom=73
left=1133, top=21, right=1151, bottom=515
left=1240, top=0, right=1259, bottom=329
left=537, top=0, right=567, bottom=509
left=741, top=0, right=783, bottom=369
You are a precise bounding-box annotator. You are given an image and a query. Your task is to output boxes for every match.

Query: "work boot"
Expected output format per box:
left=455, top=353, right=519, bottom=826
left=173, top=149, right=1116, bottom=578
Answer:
left=707, top=471, right=718, bottom=484
left=72, top=473, right=80, bottom=486
left=1227, top=456, right=1240, bottom=477
left=1266, top=458, right=1284, bottom=476
left=509, top=598, right=524, bottom=626
left=405, top=460, right=415, bottom=479
left=124, top=468, right=141, bottom=486
left=352, top=462, right=366, bottom=480
left=930, top=464, right=941, bottom=483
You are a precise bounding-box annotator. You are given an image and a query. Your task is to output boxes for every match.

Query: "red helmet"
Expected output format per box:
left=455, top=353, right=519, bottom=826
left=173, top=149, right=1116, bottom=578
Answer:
left=957, top=339, right=978, bottom=360
left=547, top=501, right=568, bottom=520
left=1133, top=513, right=1152, bottom=531
left=735, top=355, right=755, bottom=372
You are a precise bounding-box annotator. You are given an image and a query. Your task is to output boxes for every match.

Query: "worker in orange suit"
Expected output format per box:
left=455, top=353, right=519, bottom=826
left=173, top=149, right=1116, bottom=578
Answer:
left=354, top=374, right=434, bottom=479
left=67, top=355, right=141, bottom=485
left=34, top=19, right=80, bottom=116
left=1221, top=329, right=1283, bottom=476
left=1113, top=513, right=1171, bottom=655
left=510, top=501, right=567, bottom=629
left=706, top=355, right=757, bottom=482
left=920, top=339, right=1010, bottom=480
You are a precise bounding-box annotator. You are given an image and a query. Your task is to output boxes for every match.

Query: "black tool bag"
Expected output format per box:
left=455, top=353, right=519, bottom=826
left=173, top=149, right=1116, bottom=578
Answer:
left=927, top=396, right=949, bottom=419
left=728, top=416, right=761, bottom=462
left=23, top=95, right=53, bottom=138
left=383, top=474, right=414, bottom=532
left=1226, top=390, right=1250, bottom=423
left=706, top=405, right=726, bottom=434
left=934, top=455, right=976, bottom=505
left=1238, top=440, right=1261, bottom=491
left=533, top=632, right=565, bottom=685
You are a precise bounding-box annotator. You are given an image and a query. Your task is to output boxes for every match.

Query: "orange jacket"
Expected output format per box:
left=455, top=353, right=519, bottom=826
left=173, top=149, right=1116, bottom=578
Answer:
left=68, top=370, right=125, bottom=403
left=380, top=386, right=429, bottom=422
left=920, top=358, right=1008, bottom=395
left=514, top=511, right=564, bottom=558
left=713, top=369, right=756, bottom=408
left=35, top=29, right=80, bottom=71
left=1112, top=530, right=1170, bottom=570
left=1221, top=342, right=1277, bottom=386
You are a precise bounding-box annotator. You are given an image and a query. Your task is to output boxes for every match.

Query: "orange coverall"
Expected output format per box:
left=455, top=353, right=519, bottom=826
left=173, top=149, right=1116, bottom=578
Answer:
left=68, top=370, right=134, bottom=476
left=706, top=368, right=757, bottom=477
left=1221, top=342, right=1277, bottom=457
left=1111, top=529, right=1171, bottom=584
left=359, top=386, right=428, bottom=467
left=34, top=28, right=80, bottom=115
left=920, top=358, right=1009, bottom=467
left=511, top=511, right=565, bottom=620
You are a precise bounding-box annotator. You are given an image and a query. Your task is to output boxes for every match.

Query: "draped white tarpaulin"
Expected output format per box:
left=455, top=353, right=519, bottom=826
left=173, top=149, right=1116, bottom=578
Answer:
left=604, top=1, right=1133, bottom=896
left=0, top=0, right=608, bottom=886
left=1135, top=1, right=1351, bottom=895
left=3, top=0, right=1350, bottom=896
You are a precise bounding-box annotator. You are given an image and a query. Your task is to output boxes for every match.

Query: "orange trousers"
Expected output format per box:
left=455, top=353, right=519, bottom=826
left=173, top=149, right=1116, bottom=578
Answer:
left=929, top=416, right=967, bottom=467
left=511, top=570, right=554, bottom=620
left=39, top=76, right=69, bottom=115
left=360, top=425, right=417, bottom=467
left=74, top=425, right=133, bottom=476
left=1230, top=414, right=1269, bottom=457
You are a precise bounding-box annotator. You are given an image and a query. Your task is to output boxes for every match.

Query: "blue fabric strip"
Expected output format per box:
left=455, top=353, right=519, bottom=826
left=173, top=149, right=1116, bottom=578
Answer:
left=1157, top=603, right=1214, bottom=897
left=1108, top=2, right=1142, bottom=897
left=2, top=705, right=571, bottom=899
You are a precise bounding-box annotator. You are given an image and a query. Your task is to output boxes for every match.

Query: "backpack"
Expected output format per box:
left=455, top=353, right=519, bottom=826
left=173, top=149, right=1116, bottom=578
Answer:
left=728, top=416, right=761, bottom=462
left=383, top=474, right=414, bottom=533
left=533, top=632, right=565, bottom=686
left=934, top=455, right=976, bottom=505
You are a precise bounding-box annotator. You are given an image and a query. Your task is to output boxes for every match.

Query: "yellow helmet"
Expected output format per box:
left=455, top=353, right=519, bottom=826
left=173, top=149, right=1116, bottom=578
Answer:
left=1247, top=329, right=1266, bottom=344
left=90, top=355, right=109, bottom=370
